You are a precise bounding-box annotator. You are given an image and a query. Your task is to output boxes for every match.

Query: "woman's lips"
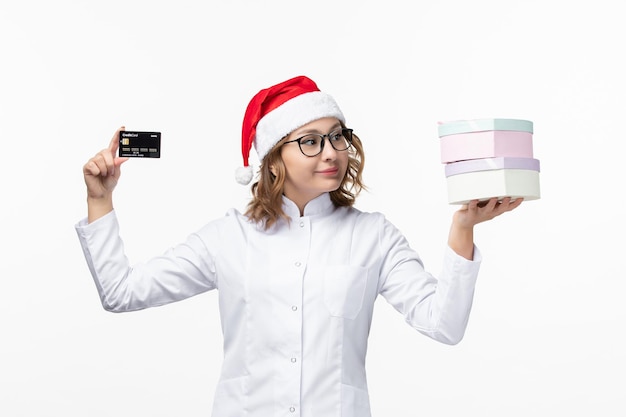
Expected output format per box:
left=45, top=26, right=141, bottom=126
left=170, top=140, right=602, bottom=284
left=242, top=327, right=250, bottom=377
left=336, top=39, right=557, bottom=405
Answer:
left=316, top=167, right=339, bottom=175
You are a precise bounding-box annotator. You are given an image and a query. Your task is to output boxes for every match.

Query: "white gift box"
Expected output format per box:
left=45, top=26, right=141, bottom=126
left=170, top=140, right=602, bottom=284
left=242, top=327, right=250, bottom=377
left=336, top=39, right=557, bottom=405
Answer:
left=445, top=157, right=541, bottom=205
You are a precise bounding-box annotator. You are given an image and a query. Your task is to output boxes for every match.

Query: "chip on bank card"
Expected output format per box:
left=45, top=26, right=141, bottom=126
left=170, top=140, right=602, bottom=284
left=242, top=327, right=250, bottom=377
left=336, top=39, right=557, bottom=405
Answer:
left=119, top=131, right=161, bottom=158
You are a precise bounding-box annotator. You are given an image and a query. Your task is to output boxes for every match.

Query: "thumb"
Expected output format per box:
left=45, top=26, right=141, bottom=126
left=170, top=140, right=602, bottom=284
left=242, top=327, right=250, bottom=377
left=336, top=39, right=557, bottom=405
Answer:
left=112, top=156, right=129, bottom=178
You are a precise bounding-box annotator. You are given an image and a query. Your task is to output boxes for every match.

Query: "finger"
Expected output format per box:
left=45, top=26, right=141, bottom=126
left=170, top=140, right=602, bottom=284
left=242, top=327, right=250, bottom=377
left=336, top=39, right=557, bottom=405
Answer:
left=83, top=158, right=103, bottom=177
left=484, top=197, right=498, bottom=211
left=493, top=197, right=511, bottom=214
left=115, top=156, right=129, bottom=167
left=97, top=152, right=114, bottom=177
left=506, top=197, right=524, bottom=211
left=100, top=147, right=117, bottom=176
left=108, top=126, right=126, bottom=155
left=85, top=153, right=110, bottom=177
left=112, top=156, right=130, bottom=179
left=103, top=127, right=125, bottom=176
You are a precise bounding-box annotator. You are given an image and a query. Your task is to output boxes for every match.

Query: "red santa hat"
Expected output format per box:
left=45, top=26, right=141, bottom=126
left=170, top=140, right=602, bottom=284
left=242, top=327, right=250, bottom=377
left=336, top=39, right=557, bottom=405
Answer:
left=235, top=75, right=346, bottom=185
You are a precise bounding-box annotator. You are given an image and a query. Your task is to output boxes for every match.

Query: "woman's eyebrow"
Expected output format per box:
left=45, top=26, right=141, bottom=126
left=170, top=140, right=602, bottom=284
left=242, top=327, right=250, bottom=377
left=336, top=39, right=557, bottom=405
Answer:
left=295, top=123, right=342, bottom=136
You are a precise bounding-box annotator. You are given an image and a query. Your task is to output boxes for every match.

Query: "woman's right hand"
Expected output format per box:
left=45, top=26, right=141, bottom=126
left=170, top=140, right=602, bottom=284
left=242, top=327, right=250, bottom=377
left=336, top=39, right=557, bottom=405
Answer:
left=83, top=126, right=129, bottom=222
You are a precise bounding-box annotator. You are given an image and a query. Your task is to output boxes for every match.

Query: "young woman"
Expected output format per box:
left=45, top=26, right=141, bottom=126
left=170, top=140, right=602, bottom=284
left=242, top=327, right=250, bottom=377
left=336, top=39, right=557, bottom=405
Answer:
left=76, top=75, right=522, bottom=417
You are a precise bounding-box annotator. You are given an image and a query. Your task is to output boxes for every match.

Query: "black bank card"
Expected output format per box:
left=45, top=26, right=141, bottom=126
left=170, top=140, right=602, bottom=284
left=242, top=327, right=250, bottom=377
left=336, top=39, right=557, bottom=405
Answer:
left=119, top=131, right=161, bottom=158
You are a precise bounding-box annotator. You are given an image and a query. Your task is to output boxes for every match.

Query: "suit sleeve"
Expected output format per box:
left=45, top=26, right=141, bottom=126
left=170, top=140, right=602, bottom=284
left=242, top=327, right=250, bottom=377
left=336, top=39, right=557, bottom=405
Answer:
left=377, top=217, right=482, bottom=345
left=75, top=210, right=217, bottom=312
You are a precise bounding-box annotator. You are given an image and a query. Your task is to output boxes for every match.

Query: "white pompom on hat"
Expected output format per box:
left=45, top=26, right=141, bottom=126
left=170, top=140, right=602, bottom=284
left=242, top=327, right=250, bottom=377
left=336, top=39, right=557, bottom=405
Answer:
left=236, top=75, right=345, bottom=185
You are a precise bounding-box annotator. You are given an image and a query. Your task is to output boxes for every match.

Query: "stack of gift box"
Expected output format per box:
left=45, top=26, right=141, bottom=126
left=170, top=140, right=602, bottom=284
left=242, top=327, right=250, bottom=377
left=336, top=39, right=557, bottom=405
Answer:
left=437, top=118, right=541, bottom=205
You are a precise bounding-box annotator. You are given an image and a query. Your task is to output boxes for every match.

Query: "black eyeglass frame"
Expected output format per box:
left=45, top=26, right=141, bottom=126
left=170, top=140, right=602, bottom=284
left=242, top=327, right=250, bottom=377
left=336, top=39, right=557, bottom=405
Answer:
left=281, top=128, right=354, bottom=157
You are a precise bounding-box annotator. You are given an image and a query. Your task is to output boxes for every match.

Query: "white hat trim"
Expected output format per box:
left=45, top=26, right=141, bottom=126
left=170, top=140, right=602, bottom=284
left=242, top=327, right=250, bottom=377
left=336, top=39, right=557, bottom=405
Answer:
left=255, top=91, right=345, bottom=161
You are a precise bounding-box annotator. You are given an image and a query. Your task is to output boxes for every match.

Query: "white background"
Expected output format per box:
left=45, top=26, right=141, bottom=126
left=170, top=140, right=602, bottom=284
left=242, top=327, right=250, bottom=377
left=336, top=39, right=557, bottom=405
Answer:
left=1, top=0, right=624, bottom=416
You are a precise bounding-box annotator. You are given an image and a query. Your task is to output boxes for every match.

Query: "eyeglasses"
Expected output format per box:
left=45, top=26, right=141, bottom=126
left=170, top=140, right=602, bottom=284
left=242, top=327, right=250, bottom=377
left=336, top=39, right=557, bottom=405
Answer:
left=282, top=128, right=353, bottom=157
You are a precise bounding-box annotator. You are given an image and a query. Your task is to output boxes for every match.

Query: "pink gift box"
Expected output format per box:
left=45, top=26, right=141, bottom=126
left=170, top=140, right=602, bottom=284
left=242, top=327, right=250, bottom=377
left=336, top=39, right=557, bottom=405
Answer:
left=439, top=130, right=534, bottom=163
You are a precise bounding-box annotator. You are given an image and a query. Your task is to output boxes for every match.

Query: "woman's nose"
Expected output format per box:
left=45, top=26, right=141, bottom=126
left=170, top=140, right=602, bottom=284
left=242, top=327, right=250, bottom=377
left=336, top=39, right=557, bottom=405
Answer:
left=320, top=137, right=338, bottom=160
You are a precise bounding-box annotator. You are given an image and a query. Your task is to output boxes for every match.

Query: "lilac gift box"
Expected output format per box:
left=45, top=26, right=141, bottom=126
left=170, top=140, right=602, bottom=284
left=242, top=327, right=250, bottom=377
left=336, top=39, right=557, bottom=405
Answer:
left=438, top=118, right=534, bottom=163
left=444, top=157, right=541, bottom=205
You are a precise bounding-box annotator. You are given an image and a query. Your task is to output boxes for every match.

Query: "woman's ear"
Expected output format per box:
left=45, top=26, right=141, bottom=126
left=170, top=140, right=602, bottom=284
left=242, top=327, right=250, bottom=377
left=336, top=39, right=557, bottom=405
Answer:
left=269, top=165, right=277, bottom=176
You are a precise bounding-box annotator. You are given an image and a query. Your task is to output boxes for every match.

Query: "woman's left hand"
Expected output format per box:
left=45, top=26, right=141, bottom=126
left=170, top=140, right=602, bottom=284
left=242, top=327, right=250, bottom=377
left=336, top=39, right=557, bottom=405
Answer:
left=448, top=197, right=523, bottom=259
left=454, top=197, right=523, bottom=229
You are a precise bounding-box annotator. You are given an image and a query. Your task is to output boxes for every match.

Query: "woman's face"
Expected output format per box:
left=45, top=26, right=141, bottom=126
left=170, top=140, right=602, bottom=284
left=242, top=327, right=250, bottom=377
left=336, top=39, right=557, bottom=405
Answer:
left=276, top=117, right=349, bottom=208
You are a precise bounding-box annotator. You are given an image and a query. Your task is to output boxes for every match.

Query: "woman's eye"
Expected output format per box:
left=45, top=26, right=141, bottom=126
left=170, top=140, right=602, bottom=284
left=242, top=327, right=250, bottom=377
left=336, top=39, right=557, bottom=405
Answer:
left=300, top=136, right=320, bottom=146
left=330, top=132, right=343, bottom=142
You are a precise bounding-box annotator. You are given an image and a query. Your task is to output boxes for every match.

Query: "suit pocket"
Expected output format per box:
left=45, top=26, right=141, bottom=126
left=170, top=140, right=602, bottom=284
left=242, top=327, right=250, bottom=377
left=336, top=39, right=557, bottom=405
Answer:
left=323, top=265, right=368, bottom=319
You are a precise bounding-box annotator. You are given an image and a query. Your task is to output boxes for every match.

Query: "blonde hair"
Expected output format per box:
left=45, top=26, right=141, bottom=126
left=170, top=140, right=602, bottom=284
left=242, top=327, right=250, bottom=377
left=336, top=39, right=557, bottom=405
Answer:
left=245, top=128, right=366, bottom=229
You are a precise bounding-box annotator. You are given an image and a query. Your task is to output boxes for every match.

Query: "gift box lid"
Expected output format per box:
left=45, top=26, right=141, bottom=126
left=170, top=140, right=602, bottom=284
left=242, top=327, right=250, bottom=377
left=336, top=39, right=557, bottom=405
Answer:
left=445, top=157, right=540, bottom=177
left=438, top=118, right=533, bottom=137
